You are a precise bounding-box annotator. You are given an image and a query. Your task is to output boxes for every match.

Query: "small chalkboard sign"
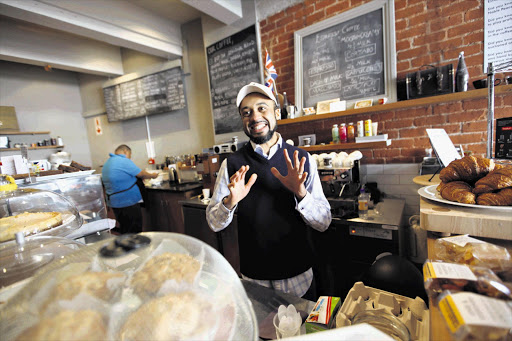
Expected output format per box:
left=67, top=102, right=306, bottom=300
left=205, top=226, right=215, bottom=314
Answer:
left=207, top=25, right=261, bottom=135
left=103, top=60, right=188, bottom=122
left=294, top=0, right=396, bottom=111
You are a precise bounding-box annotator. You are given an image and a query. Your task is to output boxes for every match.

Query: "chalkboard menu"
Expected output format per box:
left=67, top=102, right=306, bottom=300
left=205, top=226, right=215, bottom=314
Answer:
left=295, top=0, right=396, bottom=109
left=103, top=65, right=187, bottom=122
left=207, top=25, right=261, bottom=135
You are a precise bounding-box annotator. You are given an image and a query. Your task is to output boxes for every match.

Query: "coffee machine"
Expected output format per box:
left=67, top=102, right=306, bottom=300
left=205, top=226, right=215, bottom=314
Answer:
left=320, top=160, right=361, bottom=219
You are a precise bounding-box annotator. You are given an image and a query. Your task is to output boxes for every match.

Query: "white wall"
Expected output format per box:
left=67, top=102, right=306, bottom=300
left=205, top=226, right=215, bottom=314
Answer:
left=0, top=60, right=92, bottom=166
left=361, top=163, right=421, bottom=223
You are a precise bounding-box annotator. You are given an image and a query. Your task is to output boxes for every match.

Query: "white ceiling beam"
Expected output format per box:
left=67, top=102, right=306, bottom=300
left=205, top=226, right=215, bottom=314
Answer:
left=0, top=0, right=183, bottom=59
left=181, top=0, right=242, bottom=25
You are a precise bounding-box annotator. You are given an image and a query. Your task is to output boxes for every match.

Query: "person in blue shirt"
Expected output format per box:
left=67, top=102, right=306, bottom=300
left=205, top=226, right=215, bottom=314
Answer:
left=102, top=144, right=157, bottom=234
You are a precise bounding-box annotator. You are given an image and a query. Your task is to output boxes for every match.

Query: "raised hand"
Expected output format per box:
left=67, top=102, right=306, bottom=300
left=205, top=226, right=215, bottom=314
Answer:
left=223, top=165, right=257, bottom=209
left=271, top=149, right=308, bottom=200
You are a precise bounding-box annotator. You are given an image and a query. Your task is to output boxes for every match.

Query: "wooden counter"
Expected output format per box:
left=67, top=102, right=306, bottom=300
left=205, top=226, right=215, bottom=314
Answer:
left=420, top=197, right=512, bottom=240
left=422, top=194, right=512, bottom=341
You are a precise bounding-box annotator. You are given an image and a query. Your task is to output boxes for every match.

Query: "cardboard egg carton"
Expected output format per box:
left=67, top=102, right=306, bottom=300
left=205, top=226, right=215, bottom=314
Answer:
left=335, top=282, right=429, bottom=341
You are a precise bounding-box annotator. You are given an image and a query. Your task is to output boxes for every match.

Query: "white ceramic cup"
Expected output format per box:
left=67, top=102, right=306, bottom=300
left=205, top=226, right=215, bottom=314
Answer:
left=202, top=188, right=210, bottom=200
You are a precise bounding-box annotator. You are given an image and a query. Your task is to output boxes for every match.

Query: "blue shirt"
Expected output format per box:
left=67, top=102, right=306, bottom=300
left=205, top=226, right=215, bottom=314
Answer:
left=102, top=153, right=142, bottom=208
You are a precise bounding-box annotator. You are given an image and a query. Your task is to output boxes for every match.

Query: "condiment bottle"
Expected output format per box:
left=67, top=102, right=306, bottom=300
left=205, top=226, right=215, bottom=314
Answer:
left=357, top=121, right=364, bottom=137
left=332, top=124, right=340, bottom=143
left=455, top=51, right=469, bottom=92
left=364, top=119, right=373, bottom=137
left=339, top=123, right=347, bottom=143
left=281, top=92, right=289, bottom=119
left=358, top=187, right=369, bottom=219
left=347, top=122, right=355, bottom=142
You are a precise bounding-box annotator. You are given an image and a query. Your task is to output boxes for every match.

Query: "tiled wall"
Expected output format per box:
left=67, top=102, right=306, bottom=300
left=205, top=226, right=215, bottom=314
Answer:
left=360, top=163, right=422, bottom=222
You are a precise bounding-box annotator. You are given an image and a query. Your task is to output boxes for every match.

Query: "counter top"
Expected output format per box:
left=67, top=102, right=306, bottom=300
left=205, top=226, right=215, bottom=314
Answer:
left=145, top=181, right=203, bottom=193
left=180, top=197, right=210, bottom=208
left=242, top=279, right=315, bottom=339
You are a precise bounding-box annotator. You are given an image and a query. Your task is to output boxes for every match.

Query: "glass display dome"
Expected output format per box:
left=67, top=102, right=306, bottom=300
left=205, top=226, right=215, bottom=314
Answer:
left=0, top=188, right=82, bottom=243
left=0, top=232, right=258, bottom=340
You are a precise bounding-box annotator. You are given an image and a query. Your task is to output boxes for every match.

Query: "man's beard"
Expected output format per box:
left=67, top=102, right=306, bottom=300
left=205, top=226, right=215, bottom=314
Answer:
left=245, top=123, right=277, bottom=144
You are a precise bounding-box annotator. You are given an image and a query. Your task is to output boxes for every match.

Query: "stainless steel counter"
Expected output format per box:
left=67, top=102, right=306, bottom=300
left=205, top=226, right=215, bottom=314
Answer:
left=145, top=181, right=203, bottom=193
left=242, top=279, right=315, bottom=340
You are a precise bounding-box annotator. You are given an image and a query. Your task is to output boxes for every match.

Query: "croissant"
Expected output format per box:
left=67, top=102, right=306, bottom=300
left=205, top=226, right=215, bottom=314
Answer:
left=437, top=181, right=476, bottom=204
left=476, top=188, right=512, bottom=206
left=473, top=166, right=512, bottom=194
left=439, top=156, right=494, bottom=183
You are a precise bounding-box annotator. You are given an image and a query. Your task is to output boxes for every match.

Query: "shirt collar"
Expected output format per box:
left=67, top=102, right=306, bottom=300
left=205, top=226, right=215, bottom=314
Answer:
left=250, top=133, right=282, bottom=159
left=110, top=153, right=127, bottom=158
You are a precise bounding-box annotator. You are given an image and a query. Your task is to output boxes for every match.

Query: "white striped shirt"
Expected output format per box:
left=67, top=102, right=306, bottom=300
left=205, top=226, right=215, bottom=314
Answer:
left=206, top=134, right=332, bottom=297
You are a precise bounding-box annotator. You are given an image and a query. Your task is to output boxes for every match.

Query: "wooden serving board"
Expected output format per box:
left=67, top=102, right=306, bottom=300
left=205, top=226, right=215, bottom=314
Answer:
left=420, top=198, right=512, bottom=240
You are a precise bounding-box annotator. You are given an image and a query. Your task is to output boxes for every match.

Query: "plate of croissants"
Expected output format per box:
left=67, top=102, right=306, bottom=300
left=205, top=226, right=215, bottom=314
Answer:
left=418, top=155, right=512, bottom=209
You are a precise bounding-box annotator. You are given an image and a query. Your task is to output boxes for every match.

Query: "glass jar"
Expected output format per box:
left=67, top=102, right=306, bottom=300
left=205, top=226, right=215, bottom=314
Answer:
left=347, top=122, right=355, bottom=142
left=351, top=310, right=411, bottom=341
left=339, top=123, right=347, bottom=143
left=332, top=124, right=340, bottom=143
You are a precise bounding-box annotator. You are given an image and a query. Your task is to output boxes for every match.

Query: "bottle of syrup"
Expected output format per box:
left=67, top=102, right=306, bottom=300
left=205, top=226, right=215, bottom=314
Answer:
left=281, top=92, right=289, bottom=119
left=455, top=51, right=469, bottom=92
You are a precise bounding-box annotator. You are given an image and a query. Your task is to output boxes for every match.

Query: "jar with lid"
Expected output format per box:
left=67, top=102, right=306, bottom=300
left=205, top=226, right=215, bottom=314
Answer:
left=339, top=123, right=347, bottom=143
left=347, top=122, right=355, bottom=142
left=332, top=124, right=340, bottom=143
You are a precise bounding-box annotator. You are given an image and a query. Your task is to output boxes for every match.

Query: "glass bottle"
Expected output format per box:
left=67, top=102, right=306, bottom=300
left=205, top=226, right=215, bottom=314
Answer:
left=339, top=123, right=347, bottom=143
left=358, top=187, right=369, bottom=219
left=347, top=122, right=355, bottom=142
left=455, top=51, right=469, bottom=92
left=281, top=92, right=289, bottom=119
left=332, top=124, right=340, bottom=143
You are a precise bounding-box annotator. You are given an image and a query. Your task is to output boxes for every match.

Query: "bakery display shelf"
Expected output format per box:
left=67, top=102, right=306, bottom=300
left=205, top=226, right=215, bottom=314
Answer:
left=280, top=84, right=512, bottom=126
left=300, top=140, right=391, bottom=152
left=2, top=145, right=64, bottom=151
left=0, top=131, right=50, bottom=135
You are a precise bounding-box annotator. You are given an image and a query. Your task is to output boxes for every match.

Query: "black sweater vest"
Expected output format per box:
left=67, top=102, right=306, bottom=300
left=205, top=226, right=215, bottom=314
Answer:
left=227, top=142, right=313, bottom=279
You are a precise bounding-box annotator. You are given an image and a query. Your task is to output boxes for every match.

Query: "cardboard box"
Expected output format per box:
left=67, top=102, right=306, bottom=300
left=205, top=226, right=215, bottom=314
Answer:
left=305, top=296, right=341, bottom=334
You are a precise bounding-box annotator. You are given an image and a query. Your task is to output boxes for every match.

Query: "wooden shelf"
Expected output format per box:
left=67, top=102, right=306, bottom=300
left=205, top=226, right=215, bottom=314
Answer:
left=300, top=140, right=391, bottom=152
left=1, top=145, right=64, bottom=151
left=279, top=84, right=512, bottom=126
left=0, top=131, right=50, bottom=135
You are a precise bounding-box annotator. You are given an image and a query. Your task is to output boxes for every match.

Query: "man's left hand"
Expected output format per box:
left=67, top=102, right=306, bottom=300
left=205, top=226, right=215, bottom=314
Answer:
left=271, top=149, right=308, bottom=200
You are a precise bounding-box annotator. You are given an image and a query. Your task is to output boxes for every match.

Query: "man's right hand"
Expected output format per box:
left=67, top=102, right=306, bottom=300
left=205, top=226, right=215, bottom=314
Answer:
left=223, top=165, right=257, bottom=210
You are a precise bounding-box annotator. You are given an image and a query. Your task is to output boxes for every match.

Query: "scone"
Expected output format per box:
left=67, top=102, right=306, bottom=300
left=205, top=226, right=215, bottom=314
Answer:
left=130, top=252, right=200, bottom=298
left=42, top=271, right=124, bottom=311
left=119, top=291, right=214, bottom=340
left=16, top=310, right=107, bottom=341
left=0, top=212, right=63, bottom=242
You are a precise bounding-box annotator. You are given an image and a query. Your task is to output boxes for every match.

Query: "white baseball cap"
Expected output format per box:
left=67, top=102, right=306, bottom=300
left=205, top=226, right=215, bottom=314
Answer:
left=236, top=82, right=278, bottom=108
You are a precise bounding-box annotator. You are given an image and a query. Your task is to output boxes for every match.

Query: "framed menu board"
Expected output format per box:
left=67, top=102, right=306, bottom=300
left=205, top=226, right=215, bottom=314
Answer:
left=206, top=25, right=261, bottom=135
left=102, top=60, right=188, bottom=122
left=294, top=0, right=396, bottom=111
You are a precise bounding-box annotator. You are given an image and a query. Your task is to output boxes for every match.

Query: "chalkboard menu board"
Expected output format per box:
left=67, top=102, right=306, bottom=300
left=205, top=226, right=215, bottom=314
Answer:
left=295, top=0, right=396, bottom=109
left=103, top=63, right=187, bottom=122
left=207, top=25, right=261, bottom=135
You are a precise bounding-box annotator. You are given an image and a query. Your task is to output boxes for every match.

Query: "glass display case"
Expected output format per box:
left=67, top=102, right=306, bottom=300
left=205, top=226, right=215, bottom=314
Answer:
left=17, top=173, right=107, bottom=223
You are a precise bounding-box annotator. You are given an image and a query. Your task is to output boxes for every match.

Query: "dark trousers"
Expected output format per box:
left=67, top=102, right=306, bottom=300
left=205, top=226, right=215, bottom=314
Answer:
left=112, top=203, right=142, bottom=234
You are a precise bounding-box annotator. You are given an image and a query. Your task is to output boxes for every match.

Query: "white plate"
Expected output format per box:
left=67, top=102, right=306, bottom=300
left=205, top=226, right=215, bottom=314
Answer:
left=418, top=185, right=512, bottom=211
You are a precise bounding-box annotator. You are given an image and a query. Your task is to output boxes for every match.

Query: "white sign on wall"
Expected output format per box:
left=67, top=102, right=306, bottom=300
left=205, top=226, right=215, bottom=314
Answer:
left=484, top=0, right=512, bottom=73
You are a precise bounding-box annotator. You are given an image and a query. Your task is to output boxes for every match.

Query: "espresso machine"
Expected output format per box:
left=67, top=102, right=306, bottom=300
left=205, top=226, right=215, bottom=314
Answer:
left=320, top=160, right=361, bottom=219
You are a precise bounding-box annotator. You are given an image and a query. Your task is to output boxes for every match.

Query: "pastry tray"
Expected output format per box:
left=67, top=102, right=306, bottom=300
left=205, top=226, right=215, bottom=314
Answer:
left=335, top=282, right=429, bottom=341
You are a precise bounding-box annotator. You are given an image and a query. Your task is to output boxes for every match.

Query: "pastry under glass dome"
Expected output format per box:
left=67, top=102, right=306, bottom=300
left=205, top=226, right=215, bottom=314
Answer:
left=0, top=188, right=83, bottom=243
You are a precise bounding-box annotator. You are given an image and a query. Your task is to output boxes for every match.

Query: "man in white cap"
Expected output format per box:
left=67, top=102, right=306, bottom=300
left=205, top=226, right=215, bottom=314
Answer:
left=207, top=82, right=331, bottom=299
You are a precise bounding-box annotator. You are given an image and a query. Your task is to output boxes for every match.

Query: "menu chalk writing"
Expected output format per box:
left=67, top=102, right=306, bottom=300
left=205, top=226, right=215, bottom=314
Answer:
left=207, top=25, right=261, bottom=135
left=103, top=67, right=187, bottom=122
left=301, top=8, right=385, bottom=108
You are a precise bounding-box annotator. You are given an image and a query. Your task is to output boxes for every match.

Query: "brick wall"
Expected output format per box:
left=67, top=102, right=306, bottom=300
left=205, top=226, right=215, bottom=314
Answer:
left=259, top=0, right=511, bottom=164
